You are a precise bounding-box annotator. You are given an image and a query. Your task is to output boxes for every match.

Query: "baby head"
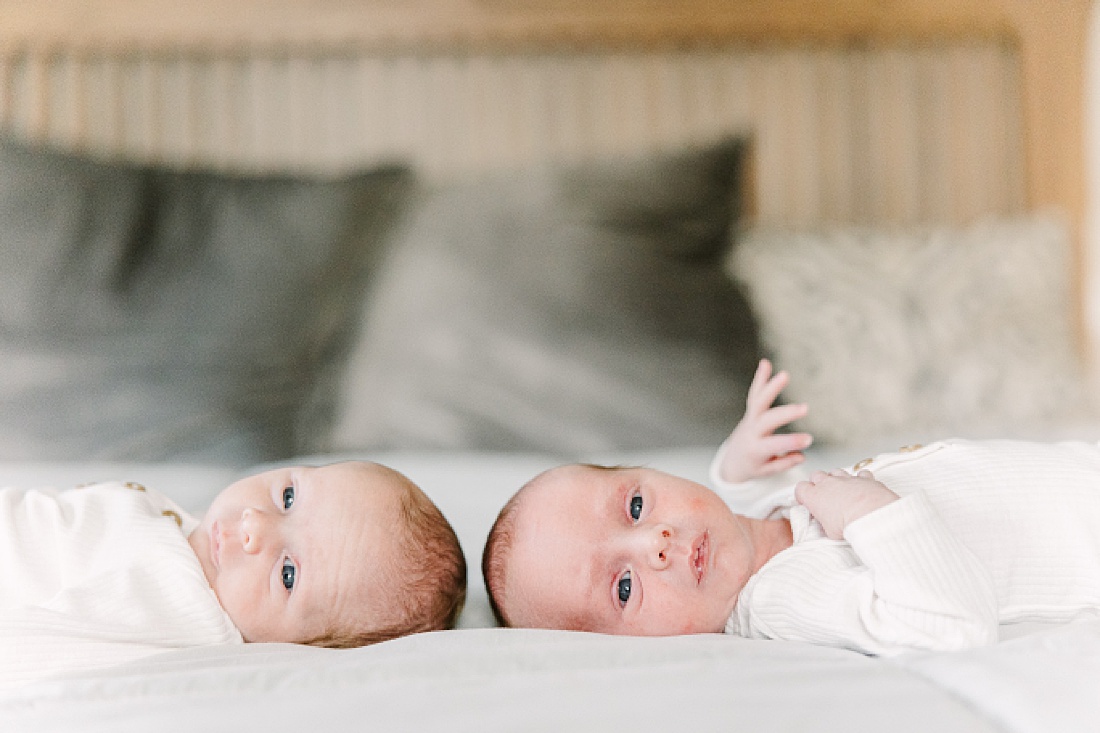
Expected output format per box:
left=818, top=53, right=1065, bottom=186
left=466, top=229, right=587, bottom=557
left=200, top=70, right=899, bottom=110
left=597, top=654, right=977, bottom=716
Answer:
left=189, top=460, right=466, bottom=646
left=483, top=463, right=763, bottom=636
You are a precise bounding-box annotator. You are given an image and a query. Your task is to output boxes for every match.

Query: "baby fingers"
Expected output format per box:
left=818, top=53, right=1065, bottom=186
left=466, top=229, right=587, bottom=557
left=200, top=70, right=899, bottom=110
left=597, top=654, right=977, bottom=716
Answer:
left=756, top=450, right=806, bottom=477
left=758, top=403, right=809, bottom=435
left=760, top=431, right=812, bottom=457
left=747, top=363, right=790, bottom=414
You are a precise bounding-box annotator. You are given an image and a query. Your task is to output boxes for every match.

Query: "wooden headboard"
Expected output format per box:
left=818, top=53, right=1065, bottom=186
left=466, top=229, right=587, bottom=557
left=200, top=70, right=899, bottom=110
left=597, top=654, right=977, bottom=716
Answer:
left=0, top=0, right=1091, bottom=344
left=0, top=0, right=1088, bottom=203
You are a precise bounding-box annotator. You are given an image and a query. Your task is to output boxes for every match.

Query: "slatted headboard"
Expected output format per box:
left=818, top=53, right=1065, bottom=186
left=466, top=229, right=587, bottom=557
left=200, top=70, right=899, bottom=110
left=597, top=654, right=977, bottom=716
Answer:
left=0, top=0, right=1090, bottom=347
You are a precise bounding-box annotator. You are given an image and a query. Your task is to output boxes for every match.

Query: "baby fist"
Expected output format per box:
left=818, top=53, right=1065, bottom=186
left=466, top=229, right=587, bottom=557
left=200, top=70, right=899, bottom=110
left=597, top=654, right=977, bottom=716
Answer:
left=794, top=469, right=899, bottom=540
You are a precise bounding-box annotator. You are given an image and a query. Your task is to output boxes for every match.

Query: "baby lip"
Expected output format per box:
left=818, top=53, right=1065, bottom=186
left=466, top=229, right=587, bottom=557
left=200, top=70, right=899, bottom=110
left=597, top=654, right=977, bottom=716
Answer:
left=210, top=520, right=222, bottom=570
left=693, top=531, right=709, bottom=585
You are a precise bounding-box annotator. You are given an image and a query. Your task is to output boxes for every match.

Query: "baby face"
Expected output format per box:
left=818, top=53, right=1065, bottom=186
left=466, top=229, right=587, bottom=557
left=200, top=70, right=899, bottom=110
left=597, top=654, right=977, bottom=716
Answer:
left=504, top=465, right=755, bottom=635
left=188, top=461, right=404, bottom=643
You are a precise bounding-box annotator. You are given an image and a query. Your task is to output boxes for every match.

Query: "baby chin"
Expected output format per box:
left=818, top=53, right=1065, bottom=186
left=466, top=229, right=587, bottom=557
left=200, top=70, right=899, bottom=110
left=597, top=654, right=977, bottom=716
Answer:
left=187, top=523, right=219, bottom=591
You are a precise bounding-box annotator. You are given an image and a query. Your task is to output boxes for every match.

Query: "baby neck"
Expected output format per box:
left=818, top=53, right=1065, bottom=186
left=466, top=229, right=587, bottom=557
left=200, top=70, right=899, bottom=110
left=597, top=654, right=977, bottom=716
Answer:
left=748, top=516, right=794, bottom=576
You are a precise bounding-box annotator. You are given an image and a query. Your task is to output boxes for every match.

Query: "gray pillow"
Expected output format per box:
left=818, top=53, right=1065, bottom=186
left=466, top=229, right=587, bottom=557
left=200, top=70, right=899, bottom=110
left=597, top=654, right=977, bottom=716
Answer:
left=327, top=138, right=760, bottom=455
left=0, top=138, right=412, bottom=462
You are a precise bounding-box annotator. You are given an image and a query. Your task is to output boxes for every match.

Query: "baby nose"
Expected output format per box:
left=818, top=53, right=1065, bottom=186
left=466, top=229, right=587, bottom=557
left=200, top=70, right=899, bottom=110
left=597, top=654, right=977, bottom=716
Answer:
left=647, top=525, right=673, bottom=570
left=240, top=507, right=273, bottom=554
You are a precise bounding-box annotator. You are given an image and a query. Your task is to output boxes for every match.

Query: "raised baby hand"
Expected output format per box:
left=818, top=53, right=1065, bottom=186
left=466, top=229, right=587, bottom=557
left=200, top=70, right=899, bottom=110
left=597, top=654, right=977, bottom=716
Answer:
left=717, top=358, right=813, bottom=484
left=794, top=469, right=900, bottom=540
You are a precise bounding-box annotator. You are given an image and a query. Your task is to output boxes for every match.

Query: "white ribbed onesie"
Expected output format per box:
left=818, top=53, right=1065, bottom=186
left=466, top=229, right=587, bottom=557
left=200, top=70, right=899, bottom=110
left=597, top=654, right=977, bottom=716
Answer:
left=0, top=481, right=241, bottom=688
left=709, top=439, right=1100, bottom=655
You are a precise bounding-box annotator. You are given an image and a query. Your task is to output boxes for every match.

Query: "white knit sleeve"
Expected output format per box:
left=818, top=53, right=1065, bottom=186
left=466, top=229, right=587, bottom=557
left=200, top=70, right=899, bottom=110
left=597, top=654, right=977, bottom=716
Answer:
left=741, top=492, right=999, bottom=655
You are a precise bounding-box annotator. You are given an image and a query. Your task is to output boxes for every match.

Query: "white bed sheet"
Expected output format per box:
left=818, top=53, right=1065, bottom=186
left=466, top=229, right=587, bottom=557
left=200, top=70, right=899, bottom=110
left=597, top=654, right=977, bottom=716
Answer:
left=0, top=444, right=1097, bottom=732
left=2, top=630, right=1001, bottom=733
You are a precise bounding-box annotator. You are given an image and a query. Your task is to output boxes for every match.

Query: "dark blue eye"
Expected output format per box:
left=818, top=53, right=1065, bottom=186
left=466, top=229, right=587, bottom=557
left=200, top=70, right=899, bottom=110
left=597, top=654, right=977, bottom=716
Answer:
left=282, top=486, right=295, bottom=510
left=281, top=558, right=296, bottom=591
left=617, top=571, right=632, bottom=606
left=629, top=494, right=643, bottom=522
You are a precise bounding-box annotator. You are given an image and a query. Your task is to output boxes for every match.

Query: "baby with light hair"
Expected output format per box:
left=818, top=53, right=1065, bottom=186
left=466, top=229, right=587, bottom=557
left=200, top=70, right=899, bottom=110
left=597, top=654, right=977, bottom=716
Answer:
left=483, top=360, right=1100, bottom=655
left=2, top=460, right=466, bottom=687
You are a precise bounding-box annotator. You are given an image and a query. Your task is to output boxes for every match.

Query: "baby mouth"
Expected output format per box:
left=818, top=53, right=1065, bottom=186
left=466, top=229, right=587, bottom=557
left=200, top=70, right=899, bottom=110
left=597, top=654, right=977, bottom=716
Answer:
left=210, top=520, right=222, bottom=570
left=693, top=531, right=709, bottom=585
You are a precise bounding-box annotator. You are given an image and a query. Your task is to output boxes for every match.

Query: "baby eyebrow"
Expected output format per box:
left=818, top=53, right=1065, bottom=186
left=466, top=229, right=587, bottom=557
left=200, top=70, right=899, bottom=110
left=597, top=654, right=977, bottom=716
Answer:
left=583, top=552, right=601, bottom=608
left=563, top=557, right=603, bottom=634
left=590, top=553, right=633, bottom=629
left=602, top=479, right=630, bottom=520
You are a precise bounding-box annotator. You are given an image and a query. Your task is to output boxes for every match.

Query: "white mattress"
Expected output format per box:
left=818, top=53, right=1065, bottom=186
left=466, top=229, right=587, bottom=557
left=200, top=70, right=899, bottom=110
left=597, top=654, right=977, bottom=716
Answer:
left=1, top=445, right=1098, bottom=732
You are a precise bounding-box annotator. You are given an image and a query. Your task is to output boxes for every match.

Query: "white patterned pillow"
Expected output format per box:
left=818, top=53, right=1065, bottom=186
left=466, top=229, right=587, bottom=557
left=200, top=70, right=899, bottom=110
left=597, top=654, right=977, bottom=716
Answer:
left=732, top=214, right=1095, bottom=445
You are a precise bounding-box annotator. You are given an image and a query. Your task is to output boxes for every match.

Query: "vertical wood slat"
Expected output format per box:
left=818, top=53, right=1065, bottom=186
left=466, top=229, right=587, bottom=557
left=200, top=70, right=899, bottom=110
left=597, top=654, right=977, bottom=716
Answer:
left=0, top=44, right=1025, bottom=226
left=0, top=56, right=10, bottom=129
left=22, top=52, right=48, bottom=141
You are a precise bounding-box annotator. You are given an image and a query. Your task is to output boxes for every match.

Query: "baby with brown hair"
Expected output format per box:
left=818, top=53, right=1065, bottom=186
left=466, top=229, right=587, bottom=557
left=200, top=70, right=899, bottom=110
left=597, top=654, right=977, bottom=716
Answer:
left=2, top=460, right=466, bottom=686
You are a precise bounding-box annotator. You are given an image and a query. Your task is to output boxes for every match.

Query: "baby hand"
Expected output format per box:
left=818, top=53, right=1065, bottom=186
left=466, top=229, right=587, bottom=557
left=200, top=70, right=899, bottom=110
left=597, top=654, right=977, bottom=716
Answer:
left=794, top=469, right=900, bottom=540
left=718, top=359, right=813, bottom=484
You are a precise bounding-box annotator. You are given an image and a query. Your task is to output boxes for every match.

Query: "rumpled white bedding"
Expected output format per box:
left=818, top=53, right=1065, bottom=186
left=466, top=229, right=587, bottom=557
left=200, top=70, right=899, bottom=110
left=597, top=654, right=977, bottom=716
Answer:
left=0, top=445, right=1097, bottom=732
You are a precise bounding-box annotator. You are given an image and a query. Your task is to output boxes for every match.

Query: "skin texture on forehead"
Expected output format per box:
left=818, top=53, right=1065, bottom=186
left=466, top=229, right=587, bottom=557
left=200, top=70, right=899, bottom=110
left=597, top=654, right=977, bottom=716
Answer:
left=499, top=464, right=766, bottom=636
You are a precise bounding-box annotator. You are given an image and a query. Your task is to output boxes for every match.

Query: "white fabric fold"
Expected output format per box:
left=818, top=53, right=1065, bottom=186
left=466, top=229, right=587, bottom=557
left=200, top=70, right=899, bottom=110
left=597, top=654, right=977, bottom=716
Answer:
left=0, top=481, right=241, bottom=688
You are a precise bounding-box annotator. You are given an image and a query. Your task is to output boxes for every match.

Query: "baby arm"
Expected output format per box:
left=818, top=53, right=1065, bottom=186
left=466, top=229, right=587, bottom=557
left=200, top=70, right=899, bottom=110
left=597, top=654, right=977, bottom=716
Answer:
left=714, top=359, right=813, bottom=485
left=794, top=469, right=899, bottom=540
left=746, top=468, right=999, bottom=654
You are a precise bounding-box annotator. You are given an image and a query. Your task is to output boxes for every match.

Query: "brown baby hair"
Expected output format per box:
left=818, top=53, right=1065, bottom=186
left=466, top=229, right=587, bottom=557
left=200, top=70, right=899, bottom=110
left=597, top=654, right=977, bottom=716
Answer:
left=482, top=485, right=526, bottom=628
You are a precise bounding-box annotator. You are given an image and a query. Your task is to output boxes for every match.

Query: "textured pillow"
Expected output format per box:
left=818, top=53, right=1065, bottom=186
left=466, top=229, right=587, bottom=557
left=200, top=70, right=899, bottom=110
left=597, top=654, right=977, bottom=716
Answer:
left=326, top=139, right=761, bottom=455
left=732, top=214, right=1094, bottom=445
left=0, top=138, right=412, bottom=462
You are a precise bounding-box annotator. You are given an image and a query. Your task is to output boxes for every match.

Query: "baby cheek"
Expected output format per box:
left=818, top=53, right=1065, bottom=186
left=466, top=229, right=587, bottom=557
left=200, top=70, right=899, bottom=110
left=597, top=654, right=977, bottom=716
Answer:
left=688, top=496, right=710, bottom=514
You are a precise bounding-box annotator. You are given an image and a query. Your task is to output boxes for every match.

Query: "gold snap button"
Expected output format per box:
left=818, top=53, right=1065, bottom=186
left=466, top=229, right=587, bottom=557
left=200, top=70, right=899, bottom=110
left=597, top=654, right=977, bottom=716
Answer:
left=898, top=444, right=923, bottom=453
left=161, top=509, right=182, bottom=527
left=124, top=482, right=146, bottom=492
left=853, top=458, right=873, bottom=470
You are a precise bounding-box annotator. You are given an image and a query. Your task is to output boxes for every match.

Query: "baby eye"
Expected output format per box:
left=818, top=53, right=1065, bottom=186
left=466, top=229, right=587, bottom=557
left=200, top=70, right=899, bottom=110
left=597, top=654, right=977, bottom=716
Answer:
left=629, top=494, right=643, bottom=522
left=617, top=570, right=632, bottom=607
left=281, top=558, right=297, bottom=591
left=282, top=486, right=295, bottom=510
